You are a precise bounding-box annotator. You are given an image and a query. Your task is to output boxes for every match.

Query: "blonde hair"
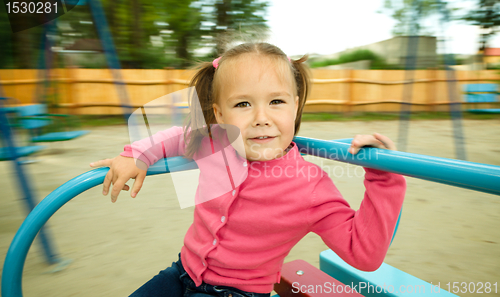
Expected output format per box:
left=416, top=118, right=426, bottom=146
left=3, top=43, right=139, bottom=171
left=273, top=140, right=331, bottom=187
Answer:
left=184, top=42, right=310, bottom=158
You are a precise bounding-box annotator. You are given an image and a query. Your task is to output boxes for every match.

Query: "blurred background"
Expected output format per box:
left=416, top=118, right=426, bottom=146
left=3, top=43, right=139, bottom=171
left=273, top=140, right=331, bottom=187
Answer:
left=2, top=0, right=500, bottom=116
left=1, top=0, right=500, bottom=69
left=1, top=1, right=499, bottom=297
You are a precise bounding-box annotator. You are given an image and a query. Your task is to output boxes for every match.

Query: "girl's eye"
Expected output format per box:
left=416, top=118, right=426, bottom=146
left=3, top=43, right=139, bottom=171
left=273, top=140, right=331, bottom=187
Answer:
left=235, top=102, right=250, bottom=108
left=270, top=99, right=285, bottom=105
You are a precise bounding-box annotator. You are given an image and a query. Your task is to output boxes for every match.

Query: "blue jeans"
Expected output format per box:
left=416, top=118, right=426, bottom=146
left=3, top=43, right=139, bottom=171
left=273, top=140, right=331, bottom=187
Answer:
left=129, top=255, right=271, bottom=297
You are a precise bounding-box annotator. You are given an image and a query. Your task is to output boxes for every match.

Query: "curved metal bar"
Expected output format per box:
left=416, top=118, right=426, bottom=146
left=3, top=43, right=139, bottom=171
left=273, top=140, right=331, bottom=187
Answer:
left=3, top=138, right=500, bottom=297
left=1, top=157, right=194, bottom=297
left=294, top=137, right=500, bottom=196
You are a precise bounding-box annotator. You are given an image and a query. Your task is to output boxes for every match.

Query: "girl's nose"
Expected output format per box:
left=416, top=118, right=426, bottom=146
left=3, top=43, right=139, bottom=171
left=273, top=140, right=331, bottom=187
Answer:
left=252, top=107, right=271, bottom=127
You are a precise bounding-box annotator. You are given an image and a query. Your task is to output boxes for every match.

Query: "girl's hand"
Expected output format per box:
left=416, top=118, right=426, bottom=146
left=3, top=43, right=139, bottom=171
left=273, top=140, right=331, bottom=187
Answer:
left=349, top=133, right=396, bottom=155
left=89, top=156, right=147, bottom=203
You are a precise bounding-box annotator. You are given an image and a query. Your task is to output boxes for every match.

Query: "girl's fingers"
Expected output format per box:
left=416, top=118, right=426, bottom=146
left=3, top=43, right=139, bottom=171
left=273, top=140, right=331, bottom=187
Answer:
left=349, top=145, right=359, bottom=155
left=349, top=134, right=388, bottom=155
left=131, top=172, right=146, bottom=198
left=350, top=135, right=374, bottom=154
left=90, top=158, right=113, bottom=168
left=111, top=177, right=127, bottom=203
left=94, top=155, right=147, bottom=202
left=374, top=133, right=396, bottom=150
left=102, top=171, right=113, bottom=196
left=349, top=135, right=363, bottom=154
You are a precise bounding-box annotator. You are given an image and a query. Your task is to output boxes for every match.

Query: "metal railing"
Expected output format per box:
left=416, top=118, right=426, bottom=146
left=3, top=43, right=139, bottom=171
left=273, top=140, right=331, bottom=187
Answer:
left=2, top=137, right=499, bottom=297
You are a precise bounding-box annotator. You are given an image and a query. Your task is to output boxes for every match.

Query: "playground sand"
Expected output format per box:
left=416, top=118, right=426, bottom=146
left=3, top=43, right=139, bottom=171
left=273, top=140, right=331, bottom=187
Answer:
left=0, top=120, right=499, bottom=297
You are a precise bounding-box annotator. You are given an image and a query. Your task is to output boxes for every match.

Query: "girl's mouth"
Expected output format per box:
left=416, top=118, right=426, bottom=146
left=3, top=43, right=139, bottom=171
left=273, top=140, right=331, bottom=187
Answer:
left=249, top=136, right=275, bottom=143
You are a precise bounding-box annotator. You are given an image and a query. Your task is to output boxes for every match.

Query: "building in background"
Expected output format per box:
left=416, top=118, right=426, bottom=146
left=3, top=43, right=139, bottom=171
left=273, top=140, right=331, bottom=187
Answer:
left=482, top=48, right=500, bottom=68
left=317, top=36, right=437, bottom=69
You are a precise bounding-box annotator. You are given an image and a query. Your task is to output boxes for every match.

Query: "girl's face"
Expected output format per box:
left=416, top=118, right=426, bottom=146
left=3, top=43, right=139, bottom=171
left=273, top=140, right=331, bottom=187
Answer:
left=213, top=54, right=298, bottom=161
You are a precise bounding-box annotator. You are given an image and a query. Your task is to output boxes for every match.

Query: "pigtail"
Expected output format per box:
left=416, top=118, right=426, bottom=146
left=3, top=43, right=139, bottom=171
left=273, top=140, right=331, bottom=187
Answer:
left=290, top=55, right=311, bottom=135
left=184, top=62, right=217, bottom=159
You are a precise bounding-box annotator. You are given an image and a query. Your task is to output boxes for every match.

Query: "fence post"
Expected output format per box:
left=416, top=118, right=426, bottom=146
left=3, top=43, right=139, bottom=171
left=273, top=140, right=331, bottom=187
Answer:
left=428, top=67, right=437, bottom=112
left=345, top=68, right=353, bottom=114
left=66, top=66, right=77, bottom=115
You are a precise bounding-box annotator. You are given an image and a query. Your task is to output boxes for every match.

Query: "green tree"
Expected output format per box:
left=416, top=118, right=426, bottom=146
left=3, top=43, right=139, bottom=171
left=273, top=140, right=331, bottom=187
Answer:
left=0, top=3, right=43, bottom=69
left=462, top=0, right=500, bottom=50
left=0, top=3, right=16, bottom=68
left=55, top=0, right=171, bottom=68
left=381, top=0, right=452, bottom=35
left=309, top=49, right=397, bottom=69
left=0, top=0, right=269, bottom=69
left=162, top=0, right=204, bottom=68
left=100, top=0, right=170, bottom=68
left=200, top=0, right=269, bottom=56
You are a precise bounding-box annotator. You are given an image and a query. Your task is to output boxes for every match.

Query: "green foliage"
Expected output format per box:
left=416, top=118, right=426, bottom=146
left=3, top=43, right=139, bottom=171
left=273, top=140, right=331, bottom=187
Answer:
left=0, top=3, right=15, bottom=69
left=99, top=0, right=175, bottom=68
left=380, top=0, right=500, bottom=54
left=309, top=49, right=397, bottom=69
left=162, top=0, right=205, bottom=68
left=453, top=56, right=466, bottom=65
left=380, top=0, right=453, bottom=36
left=0, top=2, right=44, bottom=69
left=462, top=0, right=500, bottom=51
left=201, top=0, right=269, bottom=54
left=0, top=0, right=269, bottom=69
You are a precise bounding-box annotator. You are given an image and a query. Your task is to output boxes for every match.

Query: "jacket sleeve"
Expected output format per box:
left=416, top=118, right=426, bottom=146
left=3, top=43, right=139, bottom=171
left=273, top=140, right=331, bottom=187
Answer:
left=308, top=168, right=406, bottom=271
left=120, top=126, right=187, bottom=167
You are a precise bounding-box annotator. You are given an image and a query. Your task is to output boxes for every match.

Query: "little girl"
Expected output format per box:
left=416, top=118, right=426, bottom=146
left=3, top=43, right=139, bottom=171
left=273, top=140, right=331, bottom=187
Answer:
left=90, top=42, right=406, bottom=297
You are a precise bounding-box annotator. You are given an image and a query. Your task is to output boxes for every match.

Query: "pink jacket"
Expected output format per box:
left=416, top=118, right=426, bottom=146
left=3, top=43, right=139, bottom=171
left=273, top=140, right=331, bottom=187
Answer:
left=121, top=126, right=406, bottom=293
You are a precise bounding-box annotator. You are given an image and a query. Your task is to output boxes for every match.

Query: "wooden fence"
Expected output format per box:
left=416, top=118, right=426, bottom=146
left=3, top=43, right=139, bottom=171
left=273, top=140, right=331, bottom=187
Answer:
left=1, top=68, right=499, bottom=114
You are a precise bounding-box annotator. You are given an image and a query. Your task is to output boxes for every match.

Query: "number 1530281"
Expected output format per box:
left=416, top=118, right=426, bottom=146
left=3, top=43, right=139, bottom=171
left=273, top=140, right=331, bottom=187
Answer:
left=445, top=282, right=497, bottom=294
left=6, top=2, right=58, bottom=14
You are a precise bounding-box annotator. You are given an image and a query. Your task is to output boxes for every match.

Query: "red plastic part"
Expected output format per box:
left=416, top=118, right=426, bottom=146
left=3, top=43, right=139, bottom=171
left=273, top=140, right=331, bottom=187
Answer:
left=274, top=260, right=364, bottom=297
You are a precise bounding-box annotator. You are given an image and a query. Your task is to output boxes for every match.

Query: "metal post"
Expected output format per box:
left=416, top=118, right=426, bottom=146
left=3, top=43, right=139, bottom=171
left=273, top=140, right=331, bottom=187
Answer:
left=398, top=0, right=423, bottom=152
left=0, top=97, right=59, bottom=265
left=87, top=0, right=134, bottom=122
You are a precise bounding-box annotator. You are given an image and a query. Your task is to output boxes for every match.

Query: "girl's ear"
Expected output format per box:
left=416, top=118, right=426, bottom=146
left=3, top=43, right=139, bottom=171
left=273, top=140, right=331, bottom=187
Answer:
left=213, top=103, right=224, bottom=124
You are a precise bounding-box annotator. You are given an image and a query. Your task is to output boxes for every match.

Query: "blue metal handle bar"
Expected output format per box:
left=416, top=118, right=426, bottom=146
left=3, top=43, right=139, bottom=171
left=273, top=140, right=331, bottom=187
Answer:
left=3, top=138, right=500, bottom=297
left=293, top=137, right=500, bottom=196
left=1, top=157, right=195, bottom=297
